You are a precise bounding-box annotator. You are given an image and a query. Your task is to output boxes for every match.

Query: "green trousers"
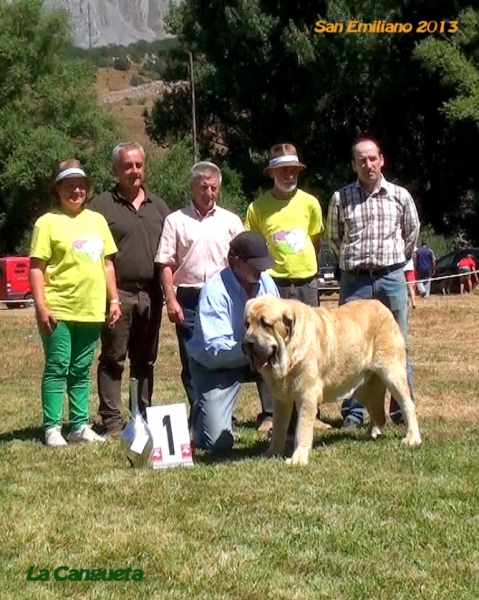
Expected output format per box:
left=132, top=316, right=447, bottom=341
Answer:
left=40, top=321, right=102, bottom=431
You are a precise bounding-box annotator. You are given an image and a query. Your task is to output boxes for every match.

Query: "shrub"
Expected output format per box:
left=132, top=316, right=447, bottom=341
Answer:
left=129, top=74, right=146, bottom=87
left=419, top=225, right=457, bottom=258
left=138, top=67, right=160, bottom=80
left=146, top=138, right=195, bottom=210
left=113, top=56, right=130, bottom=71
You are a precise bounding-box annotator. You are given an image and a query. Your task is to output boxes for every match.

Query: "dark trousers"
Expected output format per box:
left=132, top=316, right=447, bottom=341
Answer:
left=274, top=278, right=319, bottom=307
left=175, top=287, right=201, bottom=422
left=97, top=287, right=162, bottom=428
left=273, top=277, right=319, bottom=430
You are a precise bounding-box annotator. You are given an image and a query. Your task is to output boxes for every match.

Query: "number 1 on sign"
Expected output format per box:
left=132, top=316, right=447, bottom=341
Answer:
left=163, top=414, right=175, bottom=455
left=146, top=403, right=194, bottom=469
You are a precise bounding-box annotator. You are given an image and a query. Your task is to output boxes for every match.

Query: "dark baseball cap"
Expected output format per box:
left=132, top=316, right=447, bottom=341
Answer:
left=229, top=232, right=275, bottom=270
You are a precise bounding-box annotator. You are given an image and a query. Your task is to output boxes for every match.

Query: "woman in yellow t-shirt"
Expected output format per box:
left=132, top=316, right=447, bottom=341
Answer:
left=30, top=159, right=121, bottom=447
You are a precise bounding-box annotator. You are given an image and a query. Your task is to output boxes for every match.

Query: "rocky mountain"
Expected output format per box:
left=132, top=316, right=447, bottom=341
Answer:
left=44, top=0, right=171, bottom=48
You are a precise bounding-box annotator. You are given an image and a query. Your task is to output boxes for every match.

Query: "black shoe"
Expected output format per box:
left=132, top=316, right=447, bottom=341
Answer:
left=256, top=412, right=274, bottom=432
left=93, top=415, right=125, bottom=438
left=390, top=410, right=405, bottom=426
left=341, top=416, right=362, bottom=430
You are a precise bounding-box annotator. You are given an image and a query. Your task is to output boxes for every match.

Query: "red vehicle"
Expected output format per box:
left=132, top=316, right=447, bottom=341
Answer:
left=0, top=257, right=34, bottom=309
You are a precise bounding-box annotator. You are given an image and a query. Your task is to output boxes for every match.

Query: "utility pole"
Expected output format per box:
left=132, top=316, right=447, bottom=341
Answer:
left=189, top=50, right=198, bottom=163
left=88, top=1, right=92, bottom=50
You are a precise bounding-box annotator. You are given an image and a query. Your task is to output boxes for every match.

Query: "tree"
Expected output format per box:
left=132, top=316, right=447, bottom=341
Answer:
left=146, top=0, right=479, bottom=241
left=410, top=7, right=479, bottom=239
left=146, top=137, right=248, bottom=217
left=0, top=0, right=122, bottom=254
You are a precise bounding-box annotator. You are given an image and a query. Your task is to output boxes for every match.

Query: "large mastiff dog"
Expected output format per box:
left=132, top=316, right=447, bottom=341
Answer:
left=243, top=295, right=421, bottom=466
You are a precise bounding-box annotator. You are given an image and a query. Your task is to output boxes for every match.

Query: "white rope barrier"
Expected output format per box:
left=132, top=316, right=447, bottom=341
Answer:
left=317, top=268, right=479, bottom=293
left=3, top=270, right=478, bottom=304
left=412, top=269, right=479, bottom=285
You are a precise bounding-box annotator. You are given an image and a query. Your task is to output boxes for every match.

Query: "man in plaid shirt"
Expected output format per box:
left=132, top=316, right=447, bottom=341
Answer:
left=327, top=137, right=420, bottom=428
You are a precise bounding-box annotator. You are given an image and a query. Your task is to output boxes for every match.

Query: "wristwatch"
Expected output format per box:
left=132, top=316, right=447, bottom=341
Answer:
left=110, top=298, right=121, bottom=305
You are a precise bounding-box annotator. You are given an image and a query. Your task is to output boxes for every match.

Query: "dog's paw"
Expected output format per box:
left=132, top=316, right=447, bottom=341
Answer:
left=401, top=433, right=422, bottom=447
left=286, top=446, right=309, bottom=466
left=369, top=425, right=382, bottom=441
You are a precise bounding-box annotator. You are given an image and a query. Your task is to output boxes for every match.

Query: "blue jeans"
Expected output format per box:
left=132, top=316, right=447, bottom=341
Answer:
left=190, top=359, right=273, bottom=451
left=416, top=272, right=432, bottom=297
left=339, top=268, right=415, bottom=424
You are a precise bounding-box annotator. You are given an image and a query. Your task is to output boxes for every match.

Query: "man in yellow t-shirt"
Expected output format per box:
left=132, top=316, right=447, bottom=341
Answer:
left=245, top=143, right=329, bottom=431
left=245, top=143, right=323, bottom=306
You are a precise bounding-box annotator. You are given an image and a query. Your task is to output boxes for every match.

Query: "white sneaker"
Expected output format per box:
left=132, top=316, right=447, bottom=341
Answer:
left=45, top=426, right=67, bottom=447
left=68, top=424, right=105, bottom=443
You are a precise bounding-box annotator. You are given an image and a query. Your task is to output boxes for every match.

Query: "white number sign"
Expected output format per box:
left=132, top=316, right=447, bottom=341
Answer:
left=146, top=403, right=194, bottom=469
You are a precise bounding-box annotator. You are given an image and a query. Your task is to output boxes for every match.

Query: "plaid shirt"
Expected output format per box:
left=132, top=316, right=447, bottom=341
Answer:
left=327, top=176, right=420, bottom=271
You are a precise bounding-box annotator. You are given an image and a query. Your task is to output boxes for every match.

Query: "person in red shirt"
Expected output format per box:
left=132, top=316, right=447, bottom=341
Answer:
left=457, top=254, right=478, bottom=294
left=403, top=257, right=417, bottom=308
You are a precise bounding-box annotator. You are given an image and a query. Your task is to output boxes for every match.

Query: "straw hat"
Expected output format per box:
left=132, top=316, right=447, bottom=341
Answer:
left=263, top=143, right=306, bottom=175
left=50, top=159, right=93, bottom=198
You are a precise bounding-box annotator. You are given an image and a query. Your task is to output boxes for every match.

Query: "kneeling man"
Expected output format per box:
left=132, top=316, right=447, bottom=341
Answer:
left=188, top=232, right=279, bottom=451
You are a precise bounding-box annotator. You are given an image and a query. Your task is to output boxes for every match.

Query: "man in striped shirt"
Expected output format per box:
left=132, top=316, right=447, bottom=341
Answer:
left=327, top=137, right=420, bottom=428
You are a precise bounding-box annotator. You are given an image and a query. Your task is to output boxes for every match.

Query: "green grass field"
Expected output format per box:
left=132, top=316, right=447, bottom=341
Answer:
left=1, top=294, right=479, bottom=600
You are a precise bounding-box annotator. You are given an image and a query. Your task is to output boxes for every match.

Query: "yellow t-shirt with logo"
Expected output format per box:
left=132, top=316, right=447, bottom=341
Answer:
left=244, top=189, right=324, bottom=279
left=30, top=209, right=117, bottom=322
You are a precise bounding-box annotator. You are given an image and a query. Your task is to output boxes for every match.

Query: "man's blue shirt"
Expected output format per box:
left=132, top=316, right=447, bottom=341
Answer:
left=415, top=245, right=435, bottom=276
left=187, top=267, right=279, bottom=369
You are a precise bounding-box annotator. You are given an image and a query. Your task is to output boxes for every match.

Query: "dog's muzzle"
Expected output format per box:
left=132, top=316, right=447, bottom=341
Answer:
left=242, top=339, right=275, bottom=371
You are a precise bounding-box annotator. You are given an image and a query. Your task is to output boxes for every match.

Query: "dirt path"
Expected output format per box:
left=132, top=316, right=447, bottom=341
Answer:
left=100, top=80, right=185, bottom=105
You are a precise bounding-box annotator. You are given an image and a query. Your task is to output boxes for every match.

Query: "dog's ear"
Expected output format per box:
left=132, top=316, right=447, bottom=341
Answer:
left=244, top=298, right=254, bottom=320
left=282, top=306, right=295, bottom=342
